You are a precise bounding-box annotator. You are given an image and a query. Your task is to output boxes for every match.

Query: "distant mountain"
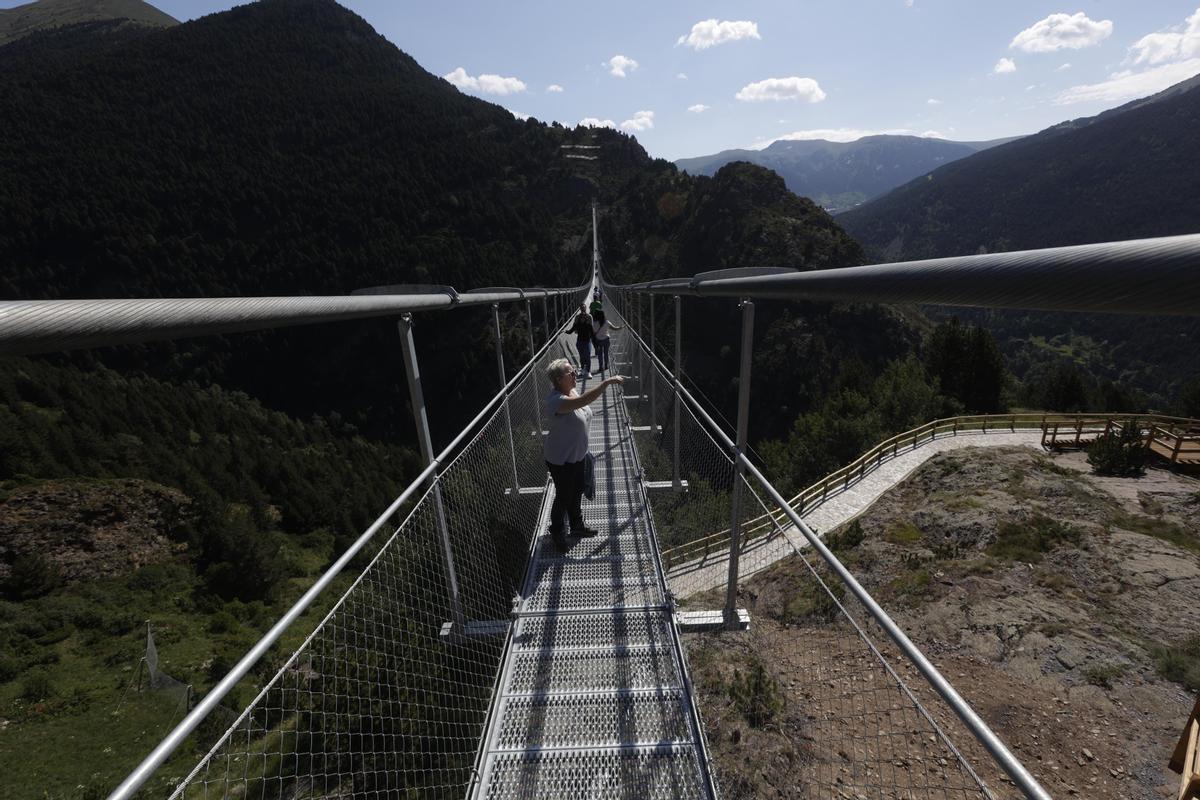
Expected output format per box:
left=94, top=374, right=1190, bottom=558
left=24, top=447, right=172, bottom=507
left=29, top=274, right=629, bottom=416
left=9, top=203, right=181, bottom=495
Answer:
left=838, top=71, right=1200, bottom=408
left=838, top=72, right=1200, bottom=263
left=675, top=135, right=1020, bottom=211
left=0, top=0, right=177, bottom=47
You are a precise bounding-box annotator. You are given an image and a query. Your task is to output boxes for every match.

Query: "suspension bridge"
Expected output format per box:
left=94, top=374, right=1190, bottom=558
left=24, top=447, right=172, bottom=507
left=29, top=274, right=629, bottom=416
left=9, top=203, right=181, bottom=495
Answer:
left=3, top=215, right=1200, bottom=800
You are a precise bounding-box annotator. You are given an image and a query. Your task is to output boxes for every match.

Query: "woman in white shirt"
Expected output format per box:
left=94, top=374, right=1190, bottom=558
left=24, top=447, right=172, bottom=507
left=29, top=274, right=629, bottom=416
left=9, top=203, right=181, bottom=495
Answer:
left=543, top=358, right=623, bottom=550
left=590, top=309, right=623, bottom=375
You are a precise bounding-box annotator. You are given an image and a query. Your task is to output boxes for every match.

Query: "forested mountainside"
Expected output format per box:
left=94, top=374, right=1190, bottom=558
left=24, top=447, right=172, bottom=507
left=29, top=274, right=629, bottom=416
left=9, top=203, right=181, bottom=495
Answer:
left=676, top=135, right=996, bottom=211
left=837, top=72, right=1200, bottom=408
left=0, top=0, right=176, bottom=47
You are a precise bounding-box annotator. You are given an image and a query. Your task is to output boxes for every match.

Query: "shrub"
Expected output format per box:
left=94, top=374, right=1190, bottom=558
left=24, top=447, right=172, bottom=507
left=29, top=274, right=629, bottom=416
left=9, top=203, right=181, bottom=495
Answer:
left=1087, top=420, right=1146, bottom=477
left=988, top=515, right=1080, bottom=563
left=1083, top=663, right=1126, bottom=689
left=20, top=669, right=54, bottom=702
left=1155, top=637, right=1200, bottom=692
left=2, top=554, right=60, bottom=600
left=825, top=520, right=865, bottom=552
left=885, top=521, right=923, bottom=545
left=728, top=661, right=783, bottom=728
left=0, top=654, right=21, bottom=683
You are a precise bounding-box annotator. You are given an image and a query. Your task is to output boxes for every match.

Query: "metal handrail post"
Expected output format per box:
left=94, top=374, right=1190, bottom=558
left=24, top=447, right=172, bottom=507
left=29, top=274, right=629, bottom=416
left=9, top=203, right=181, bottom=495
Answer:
left=492, top=304, right=521, bottom=492
left=673, top=294, right=682, bottom=490
left=650, top=295, right=657, bottom=430
left=541, top=295, right=550, bottom=345
left=635, top=295, right=643, bottom=396
left=398, top=314, right=465, bottom=632
left=525, top=297, right=545, bottom=443
left=723, top=298, right=755, bottom=626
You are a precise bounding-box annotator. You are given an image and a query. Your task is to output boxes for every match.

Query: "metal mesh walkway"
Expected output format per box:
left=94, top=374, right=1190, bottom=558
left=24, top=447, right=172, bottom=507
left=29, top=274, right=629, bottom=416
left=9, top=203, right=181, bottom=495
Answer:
left=471, top=328, right=716, bottom=800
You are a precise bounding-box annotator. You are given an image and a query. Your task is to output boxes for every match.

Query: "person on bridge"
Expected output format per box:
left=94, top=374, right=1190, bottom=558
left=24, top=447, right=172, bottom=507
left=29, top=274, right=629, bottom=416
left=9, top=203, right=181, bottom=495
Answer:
left=544, top=358, right=624, bottom=550
left=572, top=305, right=594, bottom=378
left=591, top=309, right=622, bottom=374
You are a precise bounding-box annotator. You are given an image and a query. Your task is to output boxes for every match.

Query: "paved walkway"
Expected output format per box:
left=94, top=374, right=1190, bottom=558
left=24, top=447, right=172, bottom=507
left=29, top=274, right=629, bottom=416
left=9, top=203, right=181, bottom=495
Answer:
left=667, top=430, right=1045, bottom=599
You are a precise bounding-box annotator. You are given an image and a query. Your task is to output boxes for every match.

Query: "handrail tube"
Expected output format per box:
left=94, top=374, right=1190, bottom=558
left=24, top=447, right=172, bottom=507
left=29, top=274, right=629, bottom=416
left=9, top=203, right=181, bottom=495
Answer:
left=109, top=310, right=578, bottom=800
left=616, top=320, right=1052, bottom=799
left=0, top=283, right=588, bottom=357
left=613, top=233, right=1200, bottom=315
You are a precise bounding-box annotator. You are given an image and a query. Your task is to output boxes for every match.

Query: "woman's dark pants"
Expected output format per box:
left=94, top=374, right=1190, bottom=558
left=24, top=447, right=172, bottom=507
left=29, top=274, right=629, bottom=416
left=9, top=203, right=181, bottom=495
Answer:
left=576, top=339, right=592, bottom=373
left=546, top=459, right=586, bottom=542
left=595, top=339, right=611, bottom=372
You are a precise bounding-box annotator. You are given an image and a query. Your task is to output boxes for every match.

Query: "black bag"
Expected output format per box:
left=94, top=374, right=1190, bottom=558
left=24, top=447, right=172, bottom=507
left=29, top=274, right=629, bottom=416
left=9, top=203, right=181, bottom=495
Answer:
left=583, top=453, right=595, bottom=501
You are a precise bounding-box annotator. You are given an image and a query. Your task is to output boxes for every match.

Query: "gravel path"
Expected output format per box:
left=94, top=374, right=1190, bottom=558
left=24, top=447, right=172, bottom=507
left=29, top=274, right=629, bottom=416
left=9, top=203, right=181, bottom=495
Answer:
left=668, top=429, right=1046, bottom=599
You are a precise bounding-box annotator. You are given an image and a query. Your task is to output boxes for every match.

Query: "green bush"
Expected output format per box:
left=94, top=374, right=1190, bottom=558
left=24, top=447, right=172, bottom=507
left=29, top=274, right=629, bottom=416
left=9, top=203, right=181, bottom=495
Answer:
left=1083, top=663, right=1126, bottom=689
left=0, top=654, right=21, bottom=683
left=825, top=520, right=865, bottom=552
left=1155, top=637, right=1200, bottom=691
left=728, top=661, right=784, bottom=728
left=20, top=669, right=54, bottom=702
left=1087, top=420, right=1146, bottom=477
left=988, top=515, right=1080, bottom=563
left=2, top=553, right=60, bottom=600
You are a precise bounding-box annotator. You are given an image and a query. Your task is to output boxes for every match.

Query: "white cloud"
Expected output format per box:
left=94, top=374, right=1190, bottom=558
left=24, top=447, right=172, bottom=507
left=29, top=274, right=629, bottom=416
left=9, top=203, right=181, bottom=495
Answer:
left=547, top=84, right=564, bottom=93
left=927, top=97, right=942, bottom=105
left=620, top=110, right=655, bottom=131
left=993, top=57, right=1017, bottom=74
left=752, top=128, right=942, bottom=148
left=1129, top=8, right=1200, bottom=65
left=687, top=103, right=709, bottom=113
left=735, top=76, right=826, bottom=102
left=676, top=19, right=761, bottom=50
left=1010, top=12, right=1113, bottom=53
left=1057, top=62, right=1072, bottom=71
left=607, top=55, right=638, bottom=77
left=677, top=72, right=688, bottom=80
left=443, top=66, right=527, bottom=95
left=905, top=0, right=914, bottom=7
left=1054, top=9, right=1200, bottom=106
left=1054, top=57, right=1200, bottom=104
left=508, top=109, right=529, bottom=120
left=580, top=117, right=616, bottom=128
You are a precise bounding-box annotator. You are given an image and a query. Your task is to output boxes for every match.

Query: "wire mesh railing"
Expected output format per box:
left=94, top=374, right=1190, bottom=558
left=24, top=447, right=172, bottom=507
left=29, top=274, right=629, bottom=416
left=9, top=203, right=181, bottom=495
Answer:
left=107, top=283, right=589, bottom=800
left=163, top=334, right=567, bottom=800
left=603, top=283, right=1049, bottom=800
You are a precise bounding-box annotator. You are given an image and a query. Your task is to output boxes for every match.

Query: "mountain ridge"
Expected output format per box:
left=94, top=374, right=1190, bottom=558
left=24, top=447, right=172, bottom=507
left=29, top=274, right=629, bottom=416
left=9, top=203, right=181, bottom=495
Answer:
left=0, top=0, right=176, bottom=47
left=838, top=70, right=1200, bottom=261
left=675, top=134, right=1021, bottom=212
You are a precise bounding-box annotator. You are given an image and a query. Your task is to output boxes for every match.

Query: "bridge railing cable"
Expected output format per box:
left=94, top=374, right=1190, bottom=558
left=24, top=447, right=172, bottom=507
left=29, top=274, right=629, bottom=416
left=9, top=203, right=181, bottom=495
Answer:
left=603, top=279, right=1052, bottom=800
left=618, top=232, right=1200, bottom=315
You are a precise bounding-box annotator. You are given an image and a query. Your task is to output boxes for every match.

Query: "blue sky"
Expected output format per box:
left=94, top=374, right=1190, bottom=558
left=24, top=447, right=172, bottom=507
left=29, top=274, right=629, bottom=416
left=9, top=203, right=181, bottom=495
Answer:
left=12, top=1, right=1200, bottom=160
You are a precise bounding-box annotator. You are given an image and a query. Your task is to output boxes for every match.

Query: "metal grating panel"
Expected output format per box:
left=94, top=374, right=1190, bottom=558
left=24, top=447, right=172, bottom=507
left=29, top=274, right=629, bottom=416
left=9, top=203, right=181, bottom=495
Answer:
left=507, top=646, right=681, bottom=694
left=494, top=690, right=691, bottom=750
left=482, top=747, right=707, bottom=800
left=529, top=557, right=655, bottom=586
left=537, top=534, right=659, bottom=563
left=512, top=611, right=673, bottom=652
left=523, top=575, right=663, bottom=612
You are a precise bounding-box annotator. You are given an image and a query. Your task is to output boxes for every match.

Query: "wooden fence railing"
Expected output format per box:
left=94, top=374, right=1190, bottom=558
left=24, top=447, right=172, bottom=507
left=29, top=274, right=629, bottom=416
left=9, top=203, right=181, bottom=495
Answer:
left=1041, top=414, right=1200, bottom=464
left=662, top=412, right=1200, bottom=571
